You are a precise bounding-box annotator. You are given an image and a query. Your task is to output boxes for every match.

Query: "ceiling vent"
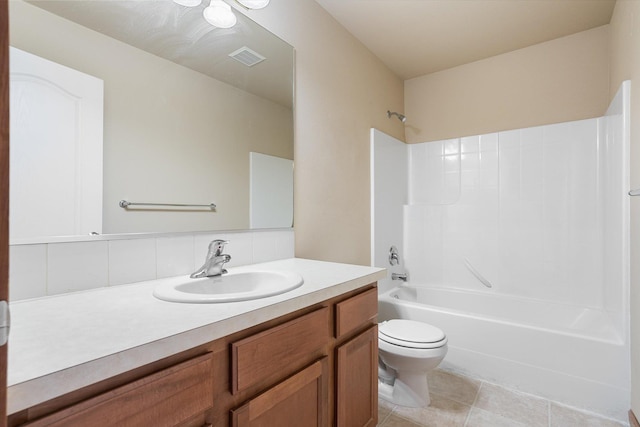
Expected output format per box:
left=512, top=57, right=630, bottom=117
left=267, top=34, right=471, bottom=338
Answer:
left=228, top=46, right=266, bottom=67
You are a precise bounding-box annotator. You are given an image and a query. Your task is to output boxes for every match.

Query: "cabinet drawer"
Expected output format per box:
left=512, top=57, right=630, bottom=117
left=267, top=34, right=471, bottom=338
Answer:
left=335, top=287, right=377, bottom=339
left=231, top=307, right=330, bottom=394
left=25, top=353, right=214, bottom=427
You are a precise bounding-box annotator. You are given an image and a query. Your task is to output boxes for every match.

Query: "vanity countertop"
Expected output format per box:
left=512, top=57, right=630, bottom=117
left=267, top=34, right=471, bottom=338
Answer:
left=8, top=257, right=385, bottom=414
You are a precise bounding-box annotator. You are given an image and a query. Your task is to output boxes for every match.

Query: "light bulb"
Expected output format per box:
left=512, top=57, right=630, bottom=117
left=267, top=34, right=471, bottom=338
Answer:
left=203, top=0, right=237, bottom=28
left=173, top=0, right=202, bottom=6
left=236, top=0, right=270, bottom=9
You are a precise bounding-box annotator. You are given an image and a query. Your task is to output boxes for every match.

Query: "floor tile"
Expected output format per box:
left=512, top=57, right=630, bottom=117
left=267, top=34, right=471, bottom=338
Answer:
left=466, top=407, right=529, bottom=427
left=378, top=398, right=395, bottom=425
left=376, top=371, right=624, bottom=427
left=549, top=403, right=626, bottom=427
left=391, top=393, right=470, bottom=427
left=473, top=382, right=549, bottom=427
left=378, top=413, right=423, bottom=427
left=427, top=369, right=481, bottom=406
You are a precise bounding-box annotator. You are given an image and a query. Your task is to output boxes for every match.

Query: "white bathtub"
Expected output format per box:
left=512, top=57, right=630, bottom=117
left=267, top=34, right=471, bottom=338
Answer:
left=378, top=285, right=630, bottom=422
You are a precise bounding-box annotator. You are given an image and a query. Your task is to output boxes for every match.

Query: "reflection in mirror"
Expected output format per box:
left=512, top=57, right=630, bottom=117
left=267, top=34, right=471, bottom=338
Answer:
left=8, top=0, right=294, bottom=242
left=249, top=152, right=293, bottom=229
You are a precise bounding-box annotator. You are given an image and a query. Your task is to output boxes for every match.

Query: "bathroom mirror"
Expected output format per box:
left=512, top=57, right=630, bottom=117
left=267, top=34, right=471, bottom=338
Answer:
left=8, top=0, right=294, bottom=242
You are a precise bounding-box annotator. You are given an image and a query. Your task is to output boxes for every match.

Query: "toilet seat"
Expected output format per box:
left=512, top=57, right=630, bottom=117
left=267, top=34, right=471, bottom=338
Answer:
left=379, top=319, right=447, bottom=349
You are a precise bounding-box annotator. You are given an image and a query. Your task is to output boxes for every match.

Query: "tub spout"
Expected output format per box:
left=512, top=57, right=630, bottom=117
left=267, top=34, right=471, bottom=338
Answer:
left=392, top=273, right=407, bottom=282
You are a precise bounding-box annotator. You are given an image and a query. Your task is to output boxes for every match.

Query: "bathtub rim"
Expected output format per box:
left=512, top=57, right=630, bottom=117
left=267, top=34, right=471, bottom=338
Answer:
left=379, top=285, right=626, bottom=346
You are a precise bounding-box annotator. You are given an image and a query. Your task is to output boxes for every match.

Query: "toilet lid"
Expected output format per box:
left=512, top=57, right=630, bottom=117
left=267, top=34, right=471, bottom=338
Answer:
left=379, top=319, right=446, bottom=349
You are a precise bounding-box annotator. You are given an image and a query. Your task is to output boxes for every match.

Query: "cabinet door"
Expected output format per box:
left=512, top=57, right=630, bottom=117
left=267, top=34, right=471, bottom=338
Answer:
left=231, top=358, right=328, bottom=427
left=336, top=325, right=378, bottom=427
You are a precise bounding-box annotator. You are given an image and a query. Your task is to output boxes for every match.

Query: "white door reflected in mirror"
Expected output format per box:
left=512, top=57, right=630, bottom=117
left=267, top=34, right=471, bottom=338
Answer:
left=250, top=152, right=294, bottom=229
left=9, top=47, right=103, bottom=239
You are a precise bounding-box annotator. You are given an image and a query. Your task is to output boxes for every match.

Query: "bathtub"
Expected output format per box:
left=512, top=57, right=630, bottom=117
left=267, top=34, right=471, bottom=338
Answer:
left=378, top=285, right=630, bottom=422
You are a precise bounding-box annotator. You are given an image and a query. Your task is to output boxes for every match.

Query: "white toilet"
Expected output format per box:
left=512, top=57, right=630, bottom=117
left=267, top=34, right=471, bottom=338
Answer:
left=378, top=319, right=448, bottom=408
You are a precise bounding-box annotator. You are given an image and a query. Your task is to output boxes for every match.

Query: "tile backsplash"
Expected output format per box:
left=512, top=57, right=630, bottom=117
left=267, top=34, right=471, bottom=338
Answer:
left=9, top=229, right=294, bottom=301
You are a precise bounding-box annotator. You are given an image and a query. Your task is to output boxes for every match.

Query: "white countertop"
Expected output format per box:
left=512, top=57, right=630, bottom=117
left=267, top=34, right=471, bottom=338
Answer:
left=8, top=258, right=385, bottom=414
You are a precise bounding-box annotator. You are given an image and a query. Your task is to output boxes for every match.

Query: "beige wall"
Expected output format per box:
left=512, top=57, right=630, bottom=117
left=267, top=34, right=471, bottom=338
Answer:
left=610, top=0, right=640, bottom=419
left=10, top=0, right=405, bottom=264
left=236, top=0, right=405, bottom=265
left=404, top=25, right=610, bottom=143
left=10, top=0, right=293, bottom=235
left=244, top=0, right=640, bottom=417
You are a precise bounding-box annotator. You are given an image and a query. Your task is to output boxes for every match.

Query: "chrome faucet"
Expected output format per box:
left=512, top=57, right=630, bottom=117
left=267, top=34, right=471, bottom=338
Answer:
left=391, top=273, right=407, bottom=282
left=190, top=239, right=231, bottom=278
left=389, top=246, right=400, bottom=266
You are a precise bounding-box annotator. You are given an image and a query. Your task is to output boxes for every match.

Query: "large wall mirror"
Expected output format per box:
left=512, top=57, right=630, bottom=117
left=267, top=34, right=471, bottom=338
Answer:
left=8, top=0, right=294, bottom=243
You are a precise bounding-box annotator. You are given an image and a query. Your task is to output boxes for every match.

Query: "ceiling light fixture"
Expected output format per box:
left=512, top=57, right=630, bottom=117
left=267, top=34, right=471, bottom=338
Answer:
left=203, top=0, right=237, bottom=28
left=173, top=0, right=270, bottom=29
left=235, top=0, right=270, bottom=9
left=173, top=0, right=202, bottom=6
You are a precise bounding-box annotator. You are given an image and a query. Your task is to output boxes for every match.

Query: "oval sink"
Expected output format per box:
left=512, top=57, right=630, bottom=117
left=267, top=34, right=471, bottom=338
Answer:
left=153, top=270, right=304, bottom=303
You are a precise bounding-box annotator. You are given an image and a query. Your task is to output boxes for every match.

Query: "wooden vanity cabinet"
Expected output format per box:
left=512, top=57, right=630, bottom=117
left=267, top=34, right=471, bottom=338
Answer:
left=8, top=284, right=379, bottom=427
left=214, top=284, right=379, bottom=427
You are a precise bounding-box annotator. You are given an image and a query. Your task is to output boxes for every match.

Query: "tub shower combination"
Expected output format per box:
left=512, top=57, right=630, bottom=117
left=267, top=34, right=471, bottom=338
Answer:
left=371, top=82, right=630, bottom=422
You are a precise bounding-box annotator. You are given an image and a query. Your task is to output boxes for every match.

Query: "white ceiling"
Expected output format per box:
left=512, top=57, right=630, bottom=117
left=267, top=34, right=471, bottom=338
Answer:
left=26, top=0, right=294, bottom=107
left=314, top=0, right=616, bottom=80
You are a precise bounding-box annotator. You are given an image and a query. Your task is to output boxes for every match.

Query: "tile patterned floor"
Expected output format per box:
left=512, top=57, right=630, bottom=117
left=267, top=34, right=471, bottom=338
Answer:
left=377, top=369, right=628, bottom=427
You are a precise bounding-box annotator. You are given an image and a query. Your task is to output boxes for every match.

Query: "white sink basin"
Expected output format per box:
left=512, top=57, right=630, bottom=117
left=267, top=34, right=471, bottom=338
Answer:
left=152, top=270, right=304, bottom=303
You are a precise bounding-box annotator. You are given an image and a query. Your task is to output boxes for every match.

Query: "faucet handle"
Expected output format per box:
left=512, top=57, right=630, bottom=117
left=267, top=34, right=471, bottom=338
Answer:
left=389, top=245, right=400, bottom=266
left=208, top=239, right=229, bottom=256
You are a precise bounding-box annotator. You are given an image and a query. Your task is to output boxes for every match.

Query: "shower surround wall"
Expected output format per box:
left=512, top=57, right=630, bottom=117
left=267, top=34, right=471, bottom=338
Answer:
left=371, top=81, right=630, bottom=420
left=406, top=120, right=625, bottom=323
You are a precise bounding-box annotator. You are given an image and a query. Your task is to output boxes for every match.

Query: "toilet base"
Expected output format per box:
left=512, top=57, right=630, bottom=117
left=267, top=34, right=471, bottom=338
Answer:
left=378, top=371, right=431, bottom=408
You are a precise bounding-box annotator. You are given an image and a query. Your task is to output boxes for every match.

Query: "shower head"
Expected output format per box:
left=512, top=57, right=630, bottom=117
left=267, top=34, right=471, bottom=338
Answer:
left=387, top=110, right=407, bottom=123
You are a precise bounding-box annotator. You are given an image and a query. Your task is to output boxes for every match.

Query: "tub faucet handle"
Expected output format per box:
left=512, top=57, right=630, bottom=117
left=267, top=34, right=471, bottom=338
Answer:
left=389, top=246, right=400, bottom=266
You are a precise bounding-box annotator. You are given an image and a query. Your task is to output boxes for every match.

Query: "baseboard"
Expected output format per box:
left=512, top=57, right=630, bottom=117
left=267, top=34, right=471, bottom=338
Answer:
left=630, top=410, right=640, bottom=427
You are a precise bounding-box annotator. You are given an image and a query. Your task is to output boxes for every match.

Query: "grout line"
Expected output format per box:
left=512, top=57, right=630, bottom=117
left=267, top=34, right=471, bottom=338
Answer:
left=376, top=400, right=392, bottom=426
left=470, top=380, right=483, bottom=407
left=381, top=403, right=397, bottom=426
left=463, top=381, right=484, bottom=426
